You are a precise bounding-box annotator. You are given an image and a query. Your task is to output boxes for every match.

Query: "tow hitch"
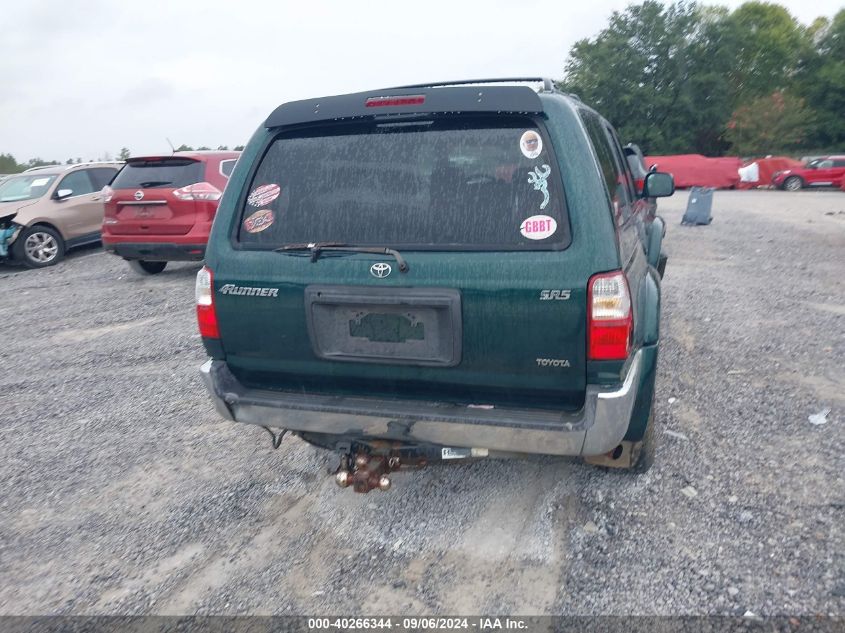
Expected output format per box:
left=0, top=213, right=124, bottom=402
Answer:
left=334, top=444, right=429, bottom=493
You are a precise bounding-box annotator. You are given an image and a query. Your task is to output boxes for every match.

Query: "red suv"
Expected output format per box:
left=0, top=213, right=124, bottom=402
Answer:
left=772, top=155, right=845, bottom=191
left=102, top=151, right=239, bottom=274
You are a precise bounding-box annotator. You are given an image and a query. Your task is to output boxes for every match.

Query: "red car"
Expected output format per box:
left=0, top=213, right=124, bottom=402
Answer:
left=772, top=155, right=845, bottom=191
left=102, top=151, right=239, bottom=274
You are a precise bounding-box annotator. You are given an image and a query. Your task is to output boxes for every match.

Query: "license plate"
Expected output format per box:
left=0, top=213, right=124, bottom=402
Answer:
left=441, top=447, right=472, bottom=460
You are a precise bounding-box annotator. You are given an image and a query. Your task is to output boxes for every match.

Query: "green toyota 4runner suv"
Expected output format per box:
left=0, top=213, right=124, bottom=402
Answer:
left=197, top=78, right=674, bottom=492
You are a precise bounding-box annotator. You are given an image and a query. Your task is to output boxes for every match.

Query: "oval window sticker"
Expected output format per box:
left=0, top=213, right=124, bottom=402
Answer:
left=247, top=183, right=280, bottom=207
left=243, top=209, right=274, bottom=233
left=520, top=214, right=557, bottom=240
left=519, top=130, right=543, bottom=159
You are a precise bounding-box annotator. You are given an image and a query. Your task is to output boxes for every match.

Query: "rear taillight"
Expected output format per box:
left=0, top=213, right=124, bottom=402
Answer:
left=196, top=266, right=219, bottom=338
left=102, top=185, right=114, bottom=203
left=588, top=270, right=633, bottom=360
left=173, top=182, right=222, bottom=201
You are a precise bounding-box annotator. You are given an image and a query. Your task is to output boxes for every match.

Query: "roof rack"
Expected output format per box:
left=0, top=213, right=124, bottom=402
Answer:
left=385, top=77, right=558, bottom=93
left=23, top=164, right=61, bottom=173
left=65, top=161, right=124, bottom=169
left=21, top=161, right=123, bottom=174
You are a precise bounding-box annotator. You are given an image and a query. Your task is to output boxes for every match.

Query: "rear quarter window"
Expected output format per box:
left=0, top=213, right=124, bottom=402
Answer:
left=236, top=116, right=570, bottom=250
left=88, top=168, right=118, bottom=190
left=220, top=159, right=237, bottom=178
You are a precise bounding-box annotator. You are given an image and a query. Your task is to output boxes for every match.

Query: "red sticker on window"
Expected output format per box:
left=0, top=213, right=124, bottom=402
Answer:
left=243, top=209, right=274, bottom=233
left=247, top=184, right=280, bottom=207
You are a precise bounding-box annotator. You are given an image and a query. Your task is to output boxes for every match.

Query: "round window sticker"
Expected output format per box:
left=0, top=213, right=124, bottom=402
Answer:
left=519, top=130, right=543, bottom=159
left=520, top=214, right=557, bottom=240
left=247, top=183, right=280, bottom=207
left=243, top=209, right=274, bottom=233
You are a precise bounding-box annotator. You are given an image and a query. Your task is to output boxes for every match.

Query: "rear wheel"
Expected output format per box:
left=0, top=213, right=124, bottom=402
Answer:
left=783, top=176, right=803, bottom=191
left=629, top=405, right=656, bottom=473
left=14, top=225, right=65, bottom=268
left=583, top=404, right=657, bottom=473
left=128, top=259, right=167, bottom=275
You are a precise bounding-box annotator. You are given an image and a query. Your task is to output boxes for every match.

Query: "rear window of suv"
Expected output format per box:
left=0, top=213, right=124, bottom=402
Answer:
left=111, top=158, right=203, bottom=189
left=237, top=117, right=570, bottom=249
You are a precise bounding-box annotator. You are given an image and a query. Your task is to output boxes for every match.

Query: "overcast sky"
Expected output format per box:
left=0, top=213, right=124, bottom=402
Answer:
left=1, top=0, right=840, bottom=162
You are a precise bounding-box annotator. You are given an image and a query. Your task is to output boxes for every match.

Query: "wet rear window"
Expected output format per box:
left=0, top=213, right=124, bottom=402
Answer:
left=237, top=117, right=569, bottom=249
left=111, top=159, right=203, bottom=189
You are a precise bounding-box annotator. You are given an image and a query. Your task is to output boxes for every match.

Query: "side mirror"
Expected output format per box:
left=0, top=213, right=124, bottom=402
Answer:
left=55, top=189, right=73, bottom=200
left=642, top=171, right=674, bottom=198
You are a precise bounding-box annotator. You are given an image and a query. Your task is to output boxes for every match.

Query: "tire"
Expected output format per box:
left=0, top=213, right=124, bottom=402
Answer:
left=783, top=176, right=803, bottom=191
left=128, top=260, right=167, bottom=275
left=13, top=225, right=65, bottom=268
left=629, top=405, right=657, bottom=473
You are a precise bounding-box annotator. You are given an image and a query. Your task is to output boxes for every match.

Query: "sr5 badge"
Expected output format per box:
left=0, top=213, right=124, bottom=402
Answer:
left=539, top=289, right=571, bottom=301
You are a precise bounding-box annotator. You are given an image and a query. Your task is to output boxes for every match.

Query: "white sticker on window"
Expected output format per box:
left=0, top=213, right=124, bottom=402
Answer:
left=519, top=130, right=543, bottom=159
left=520, top=214, right=557, bottom=240
left=247, top=183, right=280, bottom=207
left=30, top=178, right=49, bottom=187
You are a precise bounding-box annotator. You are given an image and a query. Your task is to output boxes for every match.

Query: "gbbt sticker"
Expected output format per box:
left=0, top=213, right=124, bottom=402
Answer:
left=243, top=209, right=274, bottom=233
left=520, top=215, right=557, bottom=240
left=247, top=184, right=280, bottom=207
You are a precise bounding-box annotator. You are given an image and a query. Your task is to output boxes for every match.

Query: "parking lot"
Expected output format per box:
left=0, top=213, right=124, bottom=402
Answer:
left=0, top=189, right=843, bottom=615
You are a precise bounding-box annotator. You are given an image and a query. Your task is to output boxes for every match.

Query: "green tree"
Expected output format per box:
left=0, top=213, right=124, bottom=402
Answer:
left=233, top=145, right=245, bottom=151
left=0, top=153, right=20, bottom=173
left=560, top=1, right=733, bottom=154
left=216, top=145, right=229, bottom=150
left=797, top=9, right=845, bottom=148
left=196, top=146, right=211, bottom=151
left=25, top=158, right=59, bottom=169
left=176, top=144, right=193, bottom=151
left=118, top=147, right=131, bottom=161
left=724, top=2, right=808, bottom=101
left=725, top=90, right=814, bottom=154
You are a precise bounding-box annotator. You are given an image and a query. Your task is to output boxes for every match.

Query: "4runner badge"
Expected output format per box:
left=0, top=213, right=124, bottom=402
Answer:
left=219, top=284, right=279, bottom=297
left=370, top=262, right=391, bottom=278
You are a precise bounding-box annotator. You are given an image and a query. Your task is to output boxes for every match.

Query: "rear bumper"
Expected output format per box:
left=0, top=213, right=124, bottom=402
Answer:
left=103, top=241, right=206, bottom=261
left=199, top=349, right=644, bottom=457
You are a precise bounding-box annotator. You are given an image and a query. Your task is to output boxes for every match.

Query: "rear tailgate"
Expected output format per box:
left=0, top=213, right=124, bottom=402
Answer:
left=106, top=157, right=202, bottom=236
left=214, top=115, right=588, bottom=410
left=216, top=251, right=587, bottom=409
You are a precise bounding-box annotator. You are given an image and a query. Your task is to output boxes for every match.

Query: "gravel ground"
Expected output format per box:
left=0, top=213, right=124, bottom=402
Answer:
left=0, top=190, right=843, bottom=616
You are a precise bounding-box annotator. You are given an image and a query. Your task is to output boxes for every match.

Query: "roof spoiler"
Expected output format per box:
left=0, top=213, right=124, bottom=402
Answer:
left=264, top=78, right=559, bottom=129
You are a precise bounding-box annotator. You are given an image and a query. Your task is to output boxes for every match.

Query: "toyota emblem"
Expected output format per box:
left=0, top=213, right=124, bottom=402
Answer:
left=134, top=190, right=144, bottom=201
left=370, top=262, right=392, bottom=278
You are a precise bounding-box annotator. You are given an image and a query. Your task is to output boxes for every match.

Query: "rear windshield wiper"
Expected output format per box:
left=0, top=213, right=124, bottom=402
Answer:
left=275, top=242, right=409, bottom=273
left=138, top=181, right=172, bottom=188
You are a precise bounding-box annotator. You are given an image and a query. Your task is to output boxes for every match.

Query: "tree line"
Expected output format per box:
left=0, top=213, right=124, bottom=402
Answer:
left=0, top=145, right=245, bottom=175
left=3, top=1, right=842, bottom=168
left=559, top=1, right=845, bottom=156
